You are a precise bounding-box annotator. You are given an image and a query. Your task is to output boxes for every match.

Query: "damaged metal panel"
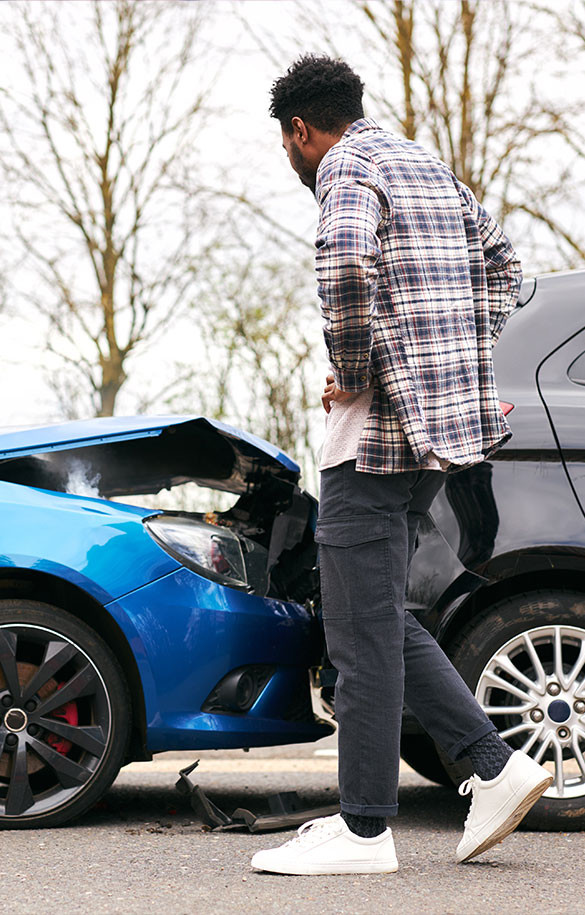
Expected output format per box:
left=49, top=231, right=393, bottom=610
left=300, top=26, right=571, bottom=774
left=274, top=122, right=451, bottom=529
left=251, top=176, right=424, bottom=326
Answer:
left=0, top=416, right=300, bottom=496
left=175, top=760, right=339, bottom=832
left=0, top=416, right=319, bottom=604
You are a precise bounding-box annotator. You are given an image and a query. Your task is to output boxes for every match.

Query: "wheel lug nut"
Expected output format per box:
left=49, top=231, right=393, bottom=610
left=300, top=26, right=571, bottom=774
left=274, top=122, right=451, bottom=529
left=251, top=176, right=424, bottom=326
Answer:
left=27, top=724, right=39, bottom=737
left=557, top=726, right=570, bottom=740
left=5, top=734, right=18, bottom=747
left=1, top=694, right=13, bottom=708
left=575, top=700, right=585, bottom=715
left=547, top=683, right=561, bottom=696
left=530, top=709, right=545, bottom=722
left=24, top=700, right=37, bottom=712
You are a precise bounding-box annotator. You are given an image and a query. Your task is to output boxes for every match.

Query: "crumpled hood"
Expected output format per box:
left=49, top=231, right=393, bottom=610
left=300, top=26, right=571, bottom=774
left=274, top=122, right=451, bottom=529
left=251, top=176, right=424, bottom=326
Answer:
left=0, top=415, right=301, bottom=496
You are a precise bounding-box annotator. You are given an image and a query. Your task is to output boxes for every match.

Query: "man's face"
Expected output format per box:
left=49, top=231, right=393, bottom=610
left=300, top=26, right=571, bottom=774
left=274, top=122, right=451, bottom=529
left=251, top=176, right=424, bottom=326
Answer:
left=282, top=128, right=317, bottom=194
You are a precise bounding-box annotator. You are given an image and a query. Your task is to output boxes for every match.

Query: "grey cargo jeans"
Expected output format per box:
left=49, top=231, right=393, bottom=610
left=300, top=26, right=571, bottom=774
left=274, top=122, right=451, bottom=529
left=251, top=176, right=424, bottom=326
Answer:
left=315, top=460, right=495, bottom=816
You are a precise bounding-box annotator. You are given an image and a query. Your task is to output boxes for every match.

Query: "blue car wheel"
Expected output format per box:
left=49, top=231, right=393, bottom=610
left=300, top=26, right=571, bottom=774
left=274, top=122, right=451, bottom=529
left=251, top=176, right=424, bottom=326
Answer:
left=0, top=601, right=131, bottom=828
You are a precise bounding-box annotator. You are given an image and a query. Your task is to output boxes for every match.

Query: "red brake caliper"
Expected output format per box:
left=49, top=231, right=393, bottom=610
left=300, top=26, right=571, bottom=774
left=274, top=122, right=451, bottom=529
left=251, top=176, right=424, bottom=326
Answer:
left=46, top=684, right=79, bottom=755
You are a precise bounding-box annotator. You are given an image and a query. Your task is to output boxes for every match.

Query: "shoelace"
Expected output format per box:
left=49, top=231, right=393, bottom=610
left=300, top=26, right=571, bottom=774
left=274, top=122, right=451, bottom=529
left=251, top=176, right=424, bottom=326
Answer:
left=458, top=776, right=478, bottom=829
left=284, top=815, right=343, bottom=849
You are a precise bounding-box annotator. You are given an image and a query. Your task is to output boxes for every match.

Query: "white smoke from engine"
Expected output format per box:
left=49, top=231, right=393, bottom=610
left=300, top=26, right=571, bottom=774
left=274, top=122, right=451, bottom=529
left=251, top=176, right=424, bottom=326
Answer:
left=65, top=459, right=101, bottom=498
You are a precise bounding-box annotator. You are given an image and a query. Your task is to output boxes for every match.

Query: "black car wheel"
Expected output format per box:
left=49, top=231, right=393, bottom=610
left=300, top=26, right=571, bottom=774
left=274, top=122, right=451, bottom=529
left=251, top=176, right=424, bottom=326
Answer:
left=449, top=590, right=585, bottom=830
left=400, top=733, right=452, bottom=787
left=0, top=600, right=130, bottom=828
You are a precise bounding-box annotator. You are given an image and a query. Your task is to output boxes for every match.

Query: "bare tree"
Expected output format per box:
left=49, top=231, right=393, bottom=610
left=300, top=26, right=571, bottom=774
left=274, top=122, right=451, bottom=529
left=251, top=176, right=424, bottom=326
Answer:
left=0, top=0, right=225, bottom=416
left=158, top=247, right=324, bottom=491
left=511, top=0, right=585, bottom=266
left=302, top=1, right=576, bottom=220
left=244, top=0, right=584, bottom=271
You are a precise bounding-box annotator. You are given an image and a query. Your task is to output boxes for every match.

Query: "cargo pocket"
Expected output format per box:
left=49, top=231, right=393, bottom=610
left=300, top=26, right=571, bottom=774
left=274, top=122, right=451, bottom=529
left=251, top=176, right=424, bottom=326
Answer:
left=315, top=514, right=392, bottom=620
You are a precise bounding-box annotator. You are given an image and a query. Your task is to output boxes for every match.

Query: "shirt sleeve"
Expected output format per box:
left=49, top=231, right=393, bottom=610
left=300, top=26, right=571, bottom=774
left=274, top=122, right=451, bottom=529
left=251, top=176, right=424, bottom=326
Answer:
left=315, top=147, right=390, bottom=392
left=455, top=179, right=523, bottom=346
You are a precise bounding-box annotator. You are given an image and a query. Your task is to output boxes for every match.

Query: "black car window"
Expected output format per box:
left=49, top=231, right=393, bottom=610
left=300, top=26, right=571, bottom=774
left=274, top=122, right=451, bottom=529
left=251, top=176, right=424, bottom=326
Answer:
left=568, top=351, right=585, bottom=386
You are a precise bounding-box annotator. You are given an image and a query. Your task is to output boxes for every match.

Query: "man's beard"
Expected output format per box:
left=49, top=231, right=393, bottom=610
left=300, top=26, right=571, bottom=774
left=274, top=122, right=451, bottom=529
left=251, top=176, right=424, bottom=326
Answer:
left=289, top=142, right=316, bottom=194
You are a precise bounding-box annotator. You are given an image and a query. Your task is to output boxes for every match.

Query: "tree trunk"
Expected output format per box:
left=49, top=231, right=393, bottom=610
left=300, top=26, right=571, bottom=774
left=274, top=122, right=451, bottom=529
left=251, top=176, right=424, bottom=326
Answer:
left=98, top=353, right=126, bottom=416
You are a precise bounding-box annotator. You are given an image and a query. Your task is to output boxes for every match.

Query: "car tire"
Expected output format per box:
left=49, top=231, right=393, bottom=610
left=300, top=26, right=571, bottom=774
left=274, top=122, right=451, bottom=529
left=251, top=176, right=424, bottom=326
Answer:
left=0, top=599, right=131, bottom=829
left=448, top=590, right=585, bottom=831
left=400, top=733, right=452, bottom=787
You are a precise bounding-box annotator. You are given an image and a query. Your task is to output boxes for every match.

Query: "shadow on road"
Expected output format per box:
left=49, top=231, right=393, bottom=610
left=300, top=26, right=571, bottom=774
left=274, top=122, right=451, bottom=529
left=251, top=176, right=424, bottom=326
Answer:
left=82, top=778, right=467, bottom=834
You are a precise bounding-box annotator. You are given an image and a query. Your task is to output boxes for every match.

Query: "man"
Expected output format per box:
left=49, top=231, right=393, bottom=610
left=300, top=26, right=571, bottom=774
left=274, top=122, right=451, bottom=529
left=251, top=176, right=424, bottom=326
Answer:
left=251, top=55, right=552, bottom=876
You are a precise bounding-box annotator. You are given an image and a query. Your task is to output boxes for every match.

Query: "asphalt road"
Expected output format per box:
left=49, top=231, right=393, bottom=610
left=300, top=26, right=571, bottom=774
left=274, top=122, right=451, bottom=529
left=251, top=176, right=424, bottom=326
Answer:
left=2, top=735, right=584, bottom=915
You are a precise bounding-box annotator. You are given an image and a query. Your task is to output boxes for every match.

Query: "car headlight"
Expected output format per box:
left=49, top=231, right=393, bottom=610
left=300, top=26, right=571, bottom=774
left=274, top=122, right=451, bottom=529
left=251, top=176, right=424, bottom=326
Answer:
left=144, top=514, right=249, bottom=590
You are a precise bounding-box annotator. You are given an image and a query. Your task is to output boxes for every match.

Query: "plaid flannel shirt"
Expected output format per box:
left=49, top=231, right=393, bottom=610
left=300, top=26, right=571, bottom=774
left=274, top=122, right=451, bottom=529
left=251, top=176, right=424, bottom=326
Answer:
left=315, top=118, right=523, bottom=473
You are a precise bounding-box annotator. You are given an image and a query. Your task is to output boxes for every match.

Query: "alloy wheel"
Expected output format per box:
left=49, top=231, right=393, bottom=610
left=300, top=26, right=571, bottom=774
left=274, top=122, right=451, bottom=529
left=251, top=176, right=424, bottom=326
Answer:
left=0, top=623, right=111, bottom=819
left=475, top=625, right=585, bottom=800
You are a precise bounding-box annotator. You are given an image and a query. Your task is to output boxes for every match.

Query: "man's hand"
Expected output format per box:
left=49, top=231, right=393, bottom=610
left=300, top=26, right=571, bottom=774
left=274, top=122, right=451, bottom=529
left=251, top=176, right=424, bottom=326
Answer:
left=321, top=373, right=355, bottom=414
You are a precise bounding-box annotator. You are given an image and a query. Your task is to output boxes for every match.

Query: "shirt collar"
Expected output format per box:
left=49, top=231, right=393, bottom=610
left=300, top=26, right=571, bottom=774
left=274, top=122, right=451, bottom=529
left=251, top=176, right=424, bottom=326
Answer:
left=315, top=117, right=383, bottom=198
left=340, top=117, right=382, bottom=139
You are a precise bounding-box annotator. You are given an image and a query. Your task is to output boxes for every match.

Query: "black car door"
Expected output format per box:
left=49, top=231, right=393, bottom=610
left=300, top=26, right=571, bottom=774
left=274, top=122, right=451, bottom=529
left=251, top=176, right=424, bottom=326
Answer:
left=537, top=326, right=585, bottom=515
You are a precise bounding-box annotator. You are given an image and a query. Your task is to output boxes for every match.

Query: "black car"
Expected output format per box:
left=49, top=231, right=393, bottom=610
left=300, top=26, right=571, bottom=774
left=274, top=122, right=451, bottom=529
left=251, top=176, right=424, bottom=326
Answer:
left=388, top=269, right=585, bottom=830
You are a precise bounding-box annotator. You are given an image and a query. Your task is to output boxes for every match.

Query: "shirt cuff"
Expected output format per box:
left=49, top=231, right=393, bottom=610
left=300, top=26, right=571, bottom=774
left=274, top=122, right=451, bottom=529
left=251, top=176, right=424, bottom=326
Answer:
left=333, top=366, right=372, bottom=393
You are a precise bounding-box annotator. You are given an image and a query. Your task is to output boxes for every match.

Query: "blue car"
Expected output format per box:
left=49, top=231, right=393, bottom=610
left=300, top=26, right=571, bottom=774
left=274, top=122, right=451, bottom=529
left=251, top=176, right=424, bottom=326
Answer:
left=0, top=416, right=333, bottom=828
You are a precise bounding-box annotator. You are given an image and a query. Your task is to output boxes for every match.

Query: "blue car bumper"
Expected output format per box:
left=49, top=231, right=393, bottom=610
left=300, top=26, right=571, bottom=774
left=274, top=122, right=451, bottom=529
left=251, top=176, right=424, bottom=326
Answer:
left=106, top=567, right=332, bottom=752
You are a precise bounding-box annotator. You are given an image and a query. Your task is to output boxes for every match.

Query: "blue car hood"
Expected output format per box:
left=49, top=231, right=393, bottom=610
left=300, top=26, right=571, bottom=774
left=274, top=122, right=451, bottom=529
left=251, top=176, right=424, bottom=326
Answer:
left=0, top=415, right=300, bottom=496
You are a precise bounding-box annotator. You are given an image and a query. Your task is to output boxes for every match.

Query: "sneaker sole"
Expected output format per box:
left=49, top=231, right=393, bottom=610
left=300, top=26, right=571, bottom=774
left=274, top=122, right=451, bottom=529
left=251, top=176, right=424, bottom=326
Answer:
left=458, top=775, right=553, bottom=863
left=251, top=860, right=399, bottom=876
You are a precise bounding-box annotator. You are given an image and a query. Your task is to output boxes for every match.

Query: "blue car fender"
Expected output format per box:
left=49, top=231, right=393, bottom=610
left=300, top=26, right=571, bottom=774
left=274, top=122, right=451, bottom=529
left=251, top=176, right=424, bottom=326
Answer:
left=0, top=481, right=180, bottom=602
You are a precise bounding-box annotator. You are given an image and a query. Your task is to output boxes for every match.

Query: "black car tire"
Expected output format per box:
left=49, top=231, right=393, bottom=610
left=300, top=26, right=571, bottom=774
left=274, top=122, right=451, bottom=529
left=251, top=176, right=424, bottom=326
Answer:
left=448, top=590, right=585, bottom=831
left=400, top=733, right=452, bottom=787
left=0, top=600, right=131, bottom=829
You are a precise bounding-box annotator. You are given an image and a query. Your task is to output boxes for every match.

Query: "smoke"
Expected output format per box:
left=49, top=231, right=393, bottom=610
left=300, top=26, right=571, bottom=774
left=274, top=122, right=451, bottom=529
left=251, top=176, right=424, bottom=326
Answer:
left=65, top=459, right=101, bottom=498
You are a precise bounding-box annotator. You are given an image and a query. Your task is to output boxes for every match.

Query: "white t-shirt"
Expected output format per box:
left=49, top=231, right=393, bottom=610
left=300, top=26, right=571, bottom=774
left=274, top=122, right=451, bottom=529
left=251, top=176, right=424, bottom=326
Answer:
left=319, top=385, right=450, bottom=472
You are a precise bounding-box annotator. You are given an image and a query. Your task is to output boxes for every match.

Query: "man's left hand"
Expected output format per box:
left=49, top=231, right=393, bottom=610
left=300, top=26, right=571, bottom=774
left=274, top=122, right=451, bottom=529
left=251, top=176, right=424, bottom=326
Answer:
left=321, top=373, right=355, bottom=414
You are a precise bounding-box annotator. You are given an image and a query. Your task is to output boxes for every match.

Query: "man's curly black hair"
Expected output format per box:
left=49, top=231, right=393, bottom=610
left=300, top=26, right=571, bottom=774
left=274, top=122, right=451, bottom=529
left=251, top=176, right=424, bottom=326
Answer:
left=269, top=55, right=364, bottom=135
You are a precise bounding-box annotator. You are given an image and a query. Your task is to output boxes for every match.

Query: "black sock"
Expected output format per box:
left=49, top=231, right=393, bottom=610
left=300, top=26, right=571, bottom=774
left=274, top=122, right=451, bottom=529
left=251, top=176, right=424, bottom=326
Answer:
left=463, top=730, right=514, bottom=781
left=341, top=811, right=386, bottom=838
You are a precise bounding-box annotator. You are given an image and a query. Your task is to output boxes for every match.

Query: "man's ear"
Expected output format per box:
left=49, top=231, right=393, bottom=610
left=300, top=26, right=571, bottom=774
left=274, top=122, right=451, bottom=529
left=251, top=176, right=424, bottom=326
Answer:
left=291, top=116, right=309, bottom=144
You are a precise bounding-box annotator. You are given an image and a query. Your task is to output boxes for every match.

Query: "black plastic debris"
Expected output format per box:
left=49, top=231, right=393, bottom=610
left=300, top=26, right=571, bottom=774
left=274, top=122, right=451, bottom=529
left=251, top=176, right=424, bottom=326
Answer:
left=175, top=760, right=339, bottom=832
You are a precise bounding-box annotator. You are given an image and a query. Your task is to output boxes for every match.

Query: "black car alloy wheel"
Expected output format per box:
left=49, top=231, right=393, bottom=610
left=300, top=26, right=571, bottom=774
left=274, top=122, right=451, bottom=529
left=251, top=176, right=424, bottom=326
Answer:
left=450, top=590, right=585, bottom=830
left=0, top=600, right=130, bottom=828
left=475, top=625, right=585, bottom=794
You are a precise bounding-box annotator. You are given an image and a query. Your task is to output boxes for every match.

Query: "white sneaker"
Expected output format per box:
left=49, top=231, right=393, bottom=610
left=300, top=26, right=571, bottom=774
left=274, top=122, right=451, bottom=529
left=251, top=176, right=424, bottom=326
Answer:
left=250, top=814, right=399, bottom=875
left=456, top=750, right=553, bottom=863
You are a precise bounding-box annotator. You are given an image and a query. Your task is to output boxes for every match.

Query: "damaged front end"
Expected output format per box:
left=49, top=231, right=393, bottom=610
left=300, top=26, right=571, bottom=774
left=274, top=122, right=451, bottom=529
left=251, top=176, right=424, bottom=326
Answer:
left=0, top=415, right=320, bottom=605
left=0, top=415, right=332, bottom=753
left=143, top=483, right=319, bottom=605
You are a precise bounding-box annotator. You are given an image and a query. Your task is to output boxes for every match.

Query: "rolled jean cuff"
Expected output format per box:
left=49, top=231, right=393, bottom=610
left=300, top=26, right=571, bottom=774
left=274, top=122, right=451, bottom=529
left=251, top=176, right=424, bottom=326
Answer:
left=448, top=721, right=497, bottom=762
left=340, top=802, right=398, bottom=817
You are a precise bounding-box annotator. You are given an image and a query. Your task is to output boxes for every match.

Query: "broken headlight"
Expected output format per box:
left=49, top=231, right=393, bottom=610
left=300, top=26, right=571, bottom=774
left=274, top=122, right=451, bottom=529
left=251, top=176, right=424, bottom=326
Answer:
left=144, top=513, right=269, bottom=594
left=145, top=514, right=249, bottom=590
